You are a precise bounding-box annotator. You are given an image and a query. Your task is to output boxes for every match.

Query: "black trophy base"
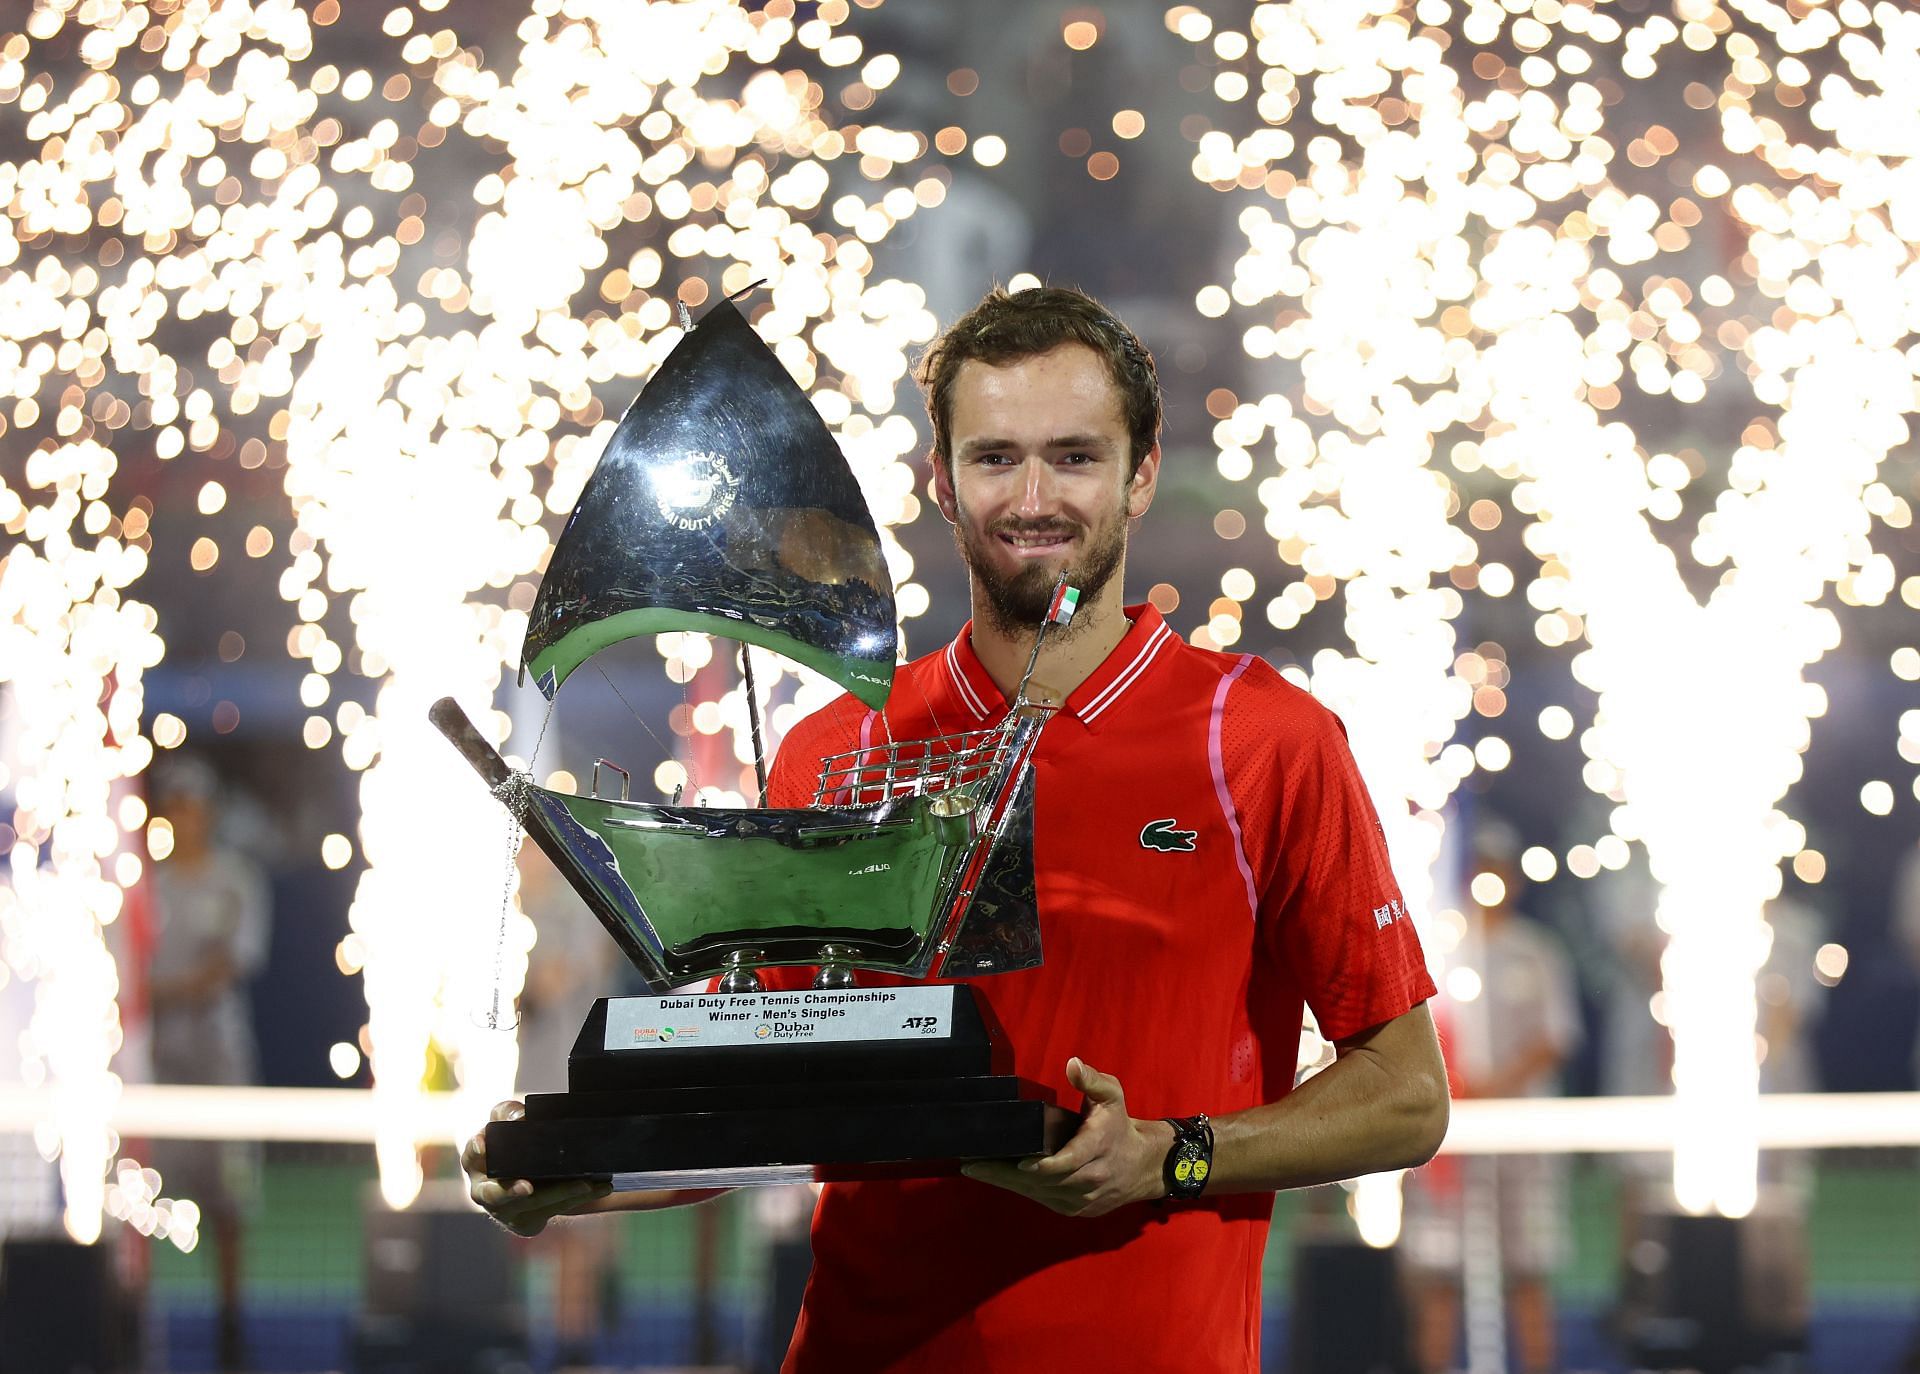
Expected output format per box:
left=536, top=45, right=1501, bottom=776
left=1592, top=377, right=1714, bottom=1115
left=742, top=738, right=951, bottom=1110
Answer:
left=485, top=989, right=1066, bottom=1185
left=487, top=1076, right=1058, bottom=1184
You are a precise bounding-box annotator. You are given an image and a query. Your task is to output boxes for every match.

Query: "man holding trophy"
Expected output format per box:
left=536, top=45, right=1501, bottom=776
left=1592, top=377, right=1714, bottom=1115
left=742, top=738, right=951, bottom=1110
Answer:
left=461, top=286, right=1448, bottom=1372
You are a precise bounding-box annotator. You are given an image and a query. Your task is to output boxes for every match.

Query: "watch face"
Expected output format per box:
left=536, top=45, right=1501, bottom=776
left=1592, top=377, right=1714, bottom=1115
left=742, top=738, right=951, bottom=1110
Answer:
left=1170, top=1141, right=1210, bottom=1191
left=1165, top=1116, right=1212, bottom=1198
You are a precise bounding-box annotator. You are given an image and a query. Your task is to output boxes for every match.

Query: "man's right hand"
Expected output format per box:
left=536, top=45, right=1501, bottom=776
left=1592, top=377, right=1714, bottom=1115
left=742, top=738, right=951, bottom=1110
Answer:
left=462, top=1099, right=612, bottom=1236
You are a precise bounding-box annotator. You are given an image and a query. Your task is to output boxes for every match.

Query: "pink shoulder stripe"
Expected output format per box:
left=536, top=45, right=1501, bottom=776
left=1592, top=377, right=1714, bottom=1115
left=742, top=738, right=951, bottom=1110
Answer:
left=852, top=709, right=877, bottom=802
left=1208, top=654, right=1259, bottom=920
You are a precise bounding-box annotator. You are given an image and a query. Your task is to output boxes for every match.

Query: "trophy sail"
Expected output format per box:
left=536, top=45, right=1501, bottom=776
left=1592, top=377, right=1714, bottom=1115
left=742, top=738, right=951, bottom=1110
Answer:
left=522, top=296, right=896, bottom=709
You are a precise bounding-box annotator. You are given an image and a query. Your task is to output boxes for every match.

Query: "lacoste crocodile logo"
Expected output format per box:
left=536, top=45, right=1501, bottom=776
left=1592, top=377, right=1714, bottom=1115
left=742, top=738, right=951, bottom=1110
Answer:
left=1139, top=818, right=1198, bottom=853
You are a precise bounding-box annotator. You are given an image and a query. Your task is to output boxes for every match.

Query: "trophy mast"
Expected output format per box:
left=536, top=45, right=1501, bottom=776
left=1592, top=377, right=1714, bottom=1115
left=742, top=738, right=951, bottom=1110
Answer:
left=740, top=645, right=768, bottom=805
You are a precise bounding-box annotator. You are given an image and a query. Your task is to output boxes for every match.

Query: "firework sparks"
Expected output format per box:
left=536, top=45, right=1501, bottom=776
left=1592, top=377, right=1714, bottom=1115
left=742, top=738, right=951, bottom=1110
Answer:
left=3, top=0, right=964, bottom=1216
left=1183, top=0, right=1918, bottom=1215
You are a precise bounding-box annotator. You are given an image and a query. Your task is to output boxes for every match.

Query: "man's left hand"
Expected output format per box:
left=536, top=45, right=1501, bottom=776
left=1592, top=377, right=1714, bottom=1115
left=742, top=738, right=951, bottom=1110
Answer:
left=961, top=1058, right=1173, bottom=1217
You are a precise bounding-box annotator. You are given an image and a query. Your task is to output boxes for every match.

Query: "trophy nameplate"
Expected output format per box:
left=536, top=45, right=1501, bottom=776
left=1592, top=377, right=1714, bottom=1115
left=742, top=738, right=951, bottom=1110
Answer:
left=485, top=987, right=1069, bottom=1187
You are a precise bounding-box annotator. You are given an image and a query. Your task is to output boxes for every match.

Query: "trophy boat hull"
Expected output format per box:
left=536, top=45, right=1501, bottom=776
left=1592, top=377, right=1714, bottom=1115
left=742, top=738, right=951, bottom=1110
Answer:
left=432, top=694, right=1061, bottom=1185
left=525, top=787, right=966, bottom=979
left=429, top=696, right=1046, bottom=991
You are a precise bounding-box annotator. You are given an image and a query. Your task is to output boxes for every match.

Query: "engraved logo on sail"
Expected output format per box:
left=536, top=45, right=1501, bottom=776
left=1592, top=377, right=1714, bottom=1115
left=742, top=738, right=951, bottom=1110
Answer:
left=653, top=451, right=740, bottom=531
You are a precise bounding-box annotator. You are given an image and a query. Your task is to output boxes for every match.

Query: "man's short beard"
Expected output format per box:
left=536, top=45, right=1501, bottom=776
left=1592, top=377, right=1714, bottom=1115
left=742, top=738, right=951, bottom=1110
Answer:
left=954, top=496, right=1128, bottom=639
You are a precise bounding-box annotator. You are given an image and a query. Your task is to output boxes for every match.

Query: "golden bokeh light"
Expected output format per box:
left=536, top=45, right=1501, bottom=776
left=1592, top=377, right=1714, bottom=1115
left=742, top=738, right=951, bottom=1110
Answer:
left=1062, top=20, right=1100, bottom=52
left=320, top=832, right=353, bottom=870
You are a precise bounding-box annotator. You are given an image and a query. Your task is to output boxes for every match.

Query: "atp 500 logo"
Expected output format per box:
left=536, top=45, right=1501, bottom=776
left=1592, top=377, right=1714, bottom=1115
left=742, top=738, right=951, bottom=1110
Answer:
left=901, top=1016, right=940, bottom=1034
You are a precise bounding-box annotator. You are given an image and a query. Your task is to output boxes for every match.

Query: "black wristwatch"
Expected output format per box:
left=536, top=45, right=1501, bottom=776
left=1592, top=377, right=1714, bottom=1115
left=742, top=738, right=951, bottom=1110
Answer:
left=1161, top=1113, right=1214, bottom=1200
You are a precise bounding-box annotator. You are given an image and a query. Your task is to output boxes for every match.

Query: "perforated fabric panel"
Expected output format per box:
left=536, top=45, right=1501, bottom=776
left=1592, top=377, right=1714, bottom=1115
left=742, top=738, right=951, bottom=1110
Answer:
left=1218, top=658, right=1435, bottom=1043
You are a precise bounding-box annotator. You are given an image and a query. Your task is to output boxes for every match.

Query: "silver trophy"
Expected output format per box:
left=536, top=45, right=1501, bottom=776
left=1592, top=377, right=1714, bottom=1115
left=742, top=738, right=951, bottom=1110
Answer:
left=431, top=293, right=1069, bottom=1184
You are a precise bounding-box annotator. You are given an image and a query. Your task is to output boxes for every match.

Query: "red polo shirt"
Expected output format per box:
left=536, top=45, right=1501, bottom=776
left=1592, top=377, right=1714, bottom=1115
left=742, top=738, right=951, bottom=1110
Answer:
left=766, top=604, right=1433, bottom=1374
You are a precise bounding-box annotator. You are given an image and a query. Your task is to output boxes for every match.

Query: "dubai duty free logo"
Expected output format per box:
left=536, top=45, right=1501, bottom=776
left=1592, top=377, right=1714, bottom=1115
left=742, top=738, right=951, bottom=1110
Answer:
left=653, top=450, right=740, bottom=531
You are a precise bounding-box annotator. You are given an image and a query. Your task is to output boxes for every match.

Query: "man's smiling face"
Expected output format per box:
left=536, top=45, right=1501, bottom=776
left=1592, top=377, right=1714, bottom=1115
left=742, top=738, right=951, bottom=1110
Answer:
left=934, top=342, right=1158, bottom=636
